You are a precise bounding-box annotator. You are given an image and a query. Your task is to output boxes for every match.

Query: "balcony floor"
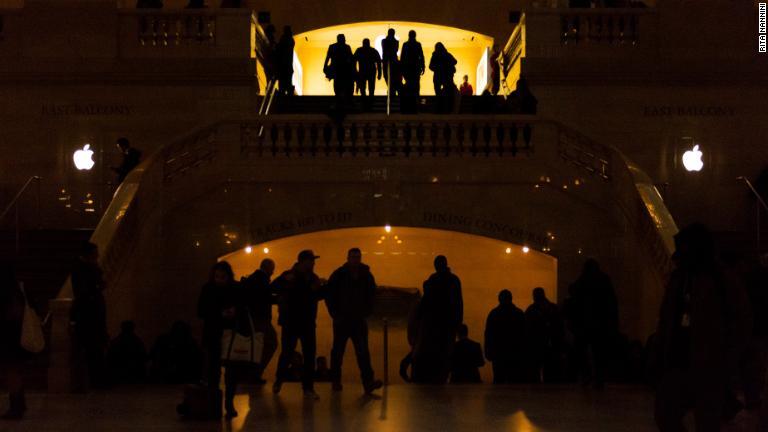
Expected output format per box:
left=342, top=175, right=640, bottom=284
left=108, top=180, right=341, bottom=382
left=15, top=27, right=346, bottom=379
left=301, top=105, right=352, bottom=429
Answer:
left=3, top=383, right=763, bottom=431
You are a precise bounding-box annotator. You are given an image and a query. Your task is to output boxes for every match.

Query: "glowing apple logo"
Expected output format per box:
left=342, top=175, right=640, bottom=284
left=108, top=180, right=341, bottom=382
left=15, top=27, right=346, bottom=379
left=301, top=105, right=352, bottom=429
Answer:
left=73, top=144, right=95, bottom=171
left=682, top=145, right=703, bottom=172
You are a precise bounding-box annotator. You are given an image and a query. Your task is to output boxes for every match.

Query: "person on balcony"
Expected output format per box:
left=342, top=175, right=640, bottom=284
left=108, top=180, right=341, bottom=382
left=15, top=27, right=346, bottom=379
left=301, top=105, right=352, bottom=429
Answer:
left=353, top=39, right=382, bottom=110
left=509, top=77, right=537, bottom=115
left=111, top=137, right=142, bottom=186
left=381, top=28, right=401, bottom=97
left=400, top=30, right=425, bottom=113
left=459, top=75, right=474, bottom=96
left=325, top=248, right=383, bottom=394
left=1, top=264, right=26, bottom=420
left=484, top=289, right=526, bottom=383
left=71, top=242, right=108, bottom=390
left=490, top=43, right=501, bottom=96
left=429, top=43, right=457, bottom=97
left=412, top=255, right=463, bottom=384
left=272, top=250, right=325, bottom=400
left=324, top=34, right=355, bottom=107
left=276, top=26, right=295, bottom=96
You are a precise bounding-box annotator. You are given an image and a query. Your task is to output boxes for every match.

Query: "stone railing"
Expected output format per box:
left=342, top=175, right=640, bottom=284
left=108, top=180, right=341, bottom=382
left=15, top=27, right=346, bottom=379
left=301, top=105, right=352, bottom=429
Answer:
left=117, top=9, right=255, bottom=58
left=506, top=8, right=657, bottom=63
left=557, top=127, right=611, bottom=180
left=163, top=124, right=219, bottom=183
left=239, top=115, right=536, bottom=158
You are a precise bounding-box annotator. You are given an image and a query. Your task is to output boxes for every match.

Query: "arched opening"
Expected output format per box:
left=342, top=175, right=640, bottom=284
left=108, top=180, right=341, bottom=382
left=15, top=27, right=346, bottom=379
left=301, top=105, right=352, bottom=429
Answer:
left=293, top=22, right=495, bottom=96
left=219, top=226, right=557, bottom=383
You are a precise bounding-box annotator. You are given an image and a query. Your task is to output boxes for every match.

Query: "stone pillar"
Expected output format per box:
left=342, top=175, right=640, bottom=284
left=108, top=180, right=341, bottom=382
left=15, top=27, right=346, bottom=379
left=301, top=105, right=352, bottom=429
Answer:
left=47, top=298, right=74, bottom=393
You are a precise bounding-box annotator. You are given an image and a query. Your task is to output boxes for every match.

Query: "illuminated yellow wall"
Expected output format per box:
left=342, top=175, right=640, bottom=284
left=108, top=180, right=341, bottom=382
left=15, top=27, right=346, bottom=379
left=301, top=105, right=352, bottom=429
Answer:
left=221, top=226, right=557, bottom=383
left=294, top=22, right=494, bottom=96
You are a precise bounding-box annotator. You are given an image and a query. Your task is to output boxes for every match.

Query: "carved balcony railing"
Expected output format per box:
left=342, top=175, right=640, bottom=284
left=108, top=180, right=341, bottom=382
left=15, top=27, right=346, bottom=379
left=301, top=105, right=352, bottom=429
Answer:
left=239, top=115, right=536, bottom=159
left=561, top=10, right=642, bottom=45
left=136, top=12, right=216, bottom=46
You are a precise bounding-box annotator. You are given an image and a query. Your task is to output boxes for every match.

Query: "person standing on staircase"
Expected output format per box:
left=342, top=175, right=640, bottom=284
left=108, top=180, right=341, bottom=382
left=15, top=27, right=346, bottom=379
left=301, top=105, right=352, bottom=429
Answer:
left=71, top=242, right=108, bottom=390
left=111, top=137, right=142, bottom=186
left=0, top=264, right=26, bottom=420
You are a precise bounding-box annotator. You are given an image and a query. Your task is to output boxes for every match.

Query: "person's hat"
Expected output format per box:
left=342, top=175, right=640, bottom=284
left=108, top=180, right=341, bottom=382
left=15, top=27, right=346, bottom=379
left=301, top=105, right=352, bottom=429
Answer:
left=298, top=249, right=320, bottom=261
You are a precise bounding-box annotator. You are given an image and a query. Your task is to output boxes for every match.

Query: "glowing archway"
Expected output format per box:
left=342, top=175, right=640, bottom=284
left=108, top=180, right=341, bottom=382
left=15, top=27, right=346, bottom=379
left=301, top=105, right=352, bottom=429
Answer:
left=293, top=22, right=495, bottom=96
left=220, top=226, right=557, bottom=383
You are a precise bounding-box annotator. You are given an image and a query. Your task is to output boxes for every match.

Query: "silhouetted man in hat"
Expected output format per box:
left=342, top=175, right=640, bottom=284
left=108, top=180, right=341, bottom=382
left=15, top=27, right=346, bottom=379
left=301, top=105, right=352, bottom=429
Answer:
left=272, top=250, right=324, bottom=400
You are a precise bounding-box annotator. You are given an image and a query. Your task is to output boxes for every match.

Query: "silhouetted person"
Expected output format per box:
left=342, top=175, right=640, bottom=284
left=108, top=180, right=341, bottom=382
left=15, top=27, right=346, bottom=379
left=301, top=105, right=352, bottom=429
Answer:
left=509, top=77, right=537, bottom=114
left=324, top=34, right=355, bottom=106
left=450, top=324, right=484, bottom=383
left=484, top=289, right=526, bottom=383
left=242, top=258, right=277, bottom=384
left=489, top=43, right=501, bottom=95
left=272, top=250, right=324, bottom=400
left=149, top=321, right=202, bottom=384
left=412, top=255, right=463, bottom=384
left=136, top=0, right=162, bottom=7
left=400, top=30, right=425, bottom=113
left=459, top=75, right=473, bottom=96
left=197, top=261, right=241, bottom=418
left=112, top=137, right=142, bottom=185
left=354, top=39, right=382, bottom=109
left=71, top=242, right=108, bottom=390
left=276, top=26, right=295, bottom=95
left=654, top=224, right=752, bottom=432
left=326, top=248, right=382, bottom=394
left=1, top=264, right=25, bottom=419
left=429, top=42, right=457, bottom=96
left=525, top=287, right=564, bottom=383
left=740, top=255, right=768, bottom=410
left=106, top=321, right=147, bottom=385
left=381, top=28, right=401, bottom=97
left=567, top=259, right=618, bottom=389
left=186, top=0, right=205, bottom=8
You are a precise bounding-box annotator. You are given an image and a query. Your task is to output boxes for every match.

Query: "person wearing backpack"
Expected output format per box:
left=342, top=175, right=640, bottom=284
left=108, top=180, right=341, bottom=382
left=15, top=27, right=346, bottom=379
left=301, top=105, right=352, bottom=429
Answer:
left=0, top=264, right=26, bottom=420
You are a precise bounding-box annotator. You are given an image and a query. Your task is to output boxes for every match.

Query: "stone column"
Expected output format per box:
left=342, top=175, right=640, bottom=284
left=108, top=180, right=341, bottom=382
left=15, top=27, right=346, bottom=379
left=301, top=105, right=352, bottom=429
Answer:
left=47, top=298, right=74, bottom=393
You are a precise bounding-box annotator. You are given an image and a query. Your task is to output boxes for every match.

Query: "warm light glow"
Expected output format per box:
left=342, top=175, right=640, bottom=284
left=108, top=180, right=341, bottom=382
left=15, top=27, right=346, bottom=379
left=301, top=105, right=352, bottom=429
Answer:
left=384, top=225, right=392, bottom=233
left=294, top=22, right=494, bottom=96
left=682, top=144, right=704, bottom=172
left=263, top=247, right=270, bottom=254
left=522, top=246, right=530, bottom=253
left=73, top=144, right=95, bottom=170
left=245, top=246, right=253, bottom=254
left=220, top=227, right=557, bottom=383
left=505, top=247, right=512, bottom=254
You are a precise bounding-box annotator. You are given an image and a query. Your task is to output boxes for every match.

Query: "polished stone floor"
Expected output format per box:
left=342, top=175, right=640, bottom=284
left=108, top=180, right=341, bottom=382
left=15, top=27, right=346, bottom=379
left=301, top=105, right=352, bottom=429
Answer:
left=1, top=384, right=763, bottom=431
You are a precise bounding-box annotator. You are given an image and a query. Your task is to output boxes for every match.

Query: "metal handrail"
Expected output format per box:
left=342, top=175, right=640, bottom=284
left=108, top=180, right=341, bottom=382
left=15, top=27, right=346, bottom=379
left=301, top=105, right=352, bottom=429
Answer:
left=0, top=175, right=43, bottom=254
left=738, top=176, right=768, bottom=213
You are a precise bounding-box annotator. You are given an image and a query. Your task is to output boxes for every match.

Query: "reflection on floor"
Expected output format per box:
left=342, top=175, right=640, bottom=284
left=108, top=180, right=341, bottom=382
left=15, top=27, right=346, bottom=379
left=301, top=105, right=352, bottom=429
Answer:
left=3, top=384, right=763, bottom=431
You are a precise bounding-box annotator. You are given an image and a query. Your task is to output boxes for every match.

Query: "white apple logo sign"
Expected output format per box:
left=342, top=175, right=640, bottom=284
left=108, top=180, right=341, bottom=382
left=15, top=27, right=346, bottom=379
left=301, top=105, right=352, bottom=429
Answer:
left=73, top=144, right=95, bottom=171
left=682, top=144, right=703, bottom=172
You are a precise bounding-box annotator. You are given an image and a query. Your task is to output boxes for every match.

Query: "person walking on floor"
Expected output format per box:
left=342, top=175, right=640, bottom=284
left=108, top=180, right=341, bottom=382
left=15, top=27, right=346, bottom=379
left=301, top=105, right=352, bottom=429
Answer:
left=1, top=264, right=26, bottom=420
left=197, top=261, right=242, bottom=418
left=272, top=250, right=325, bottom=400
left=71, top=242, right=109, bottom=390
left=241, top=258, right=278, bottom=384
left=450, top=323, right=485, bottom=383
left=326, top=248, right=383, bottom=394
left=484, top=289, right=527, bottom=383
left=412, top=255, right=463, bottom=384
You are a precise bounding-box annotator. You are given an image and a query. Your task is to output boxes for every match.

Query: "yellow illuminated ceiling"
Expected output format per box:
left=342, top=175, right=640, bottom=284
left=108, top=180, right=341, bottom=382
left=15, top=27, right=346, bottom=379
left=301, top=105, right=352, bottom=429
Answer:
left=294, top=21, right=494, bottom=96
